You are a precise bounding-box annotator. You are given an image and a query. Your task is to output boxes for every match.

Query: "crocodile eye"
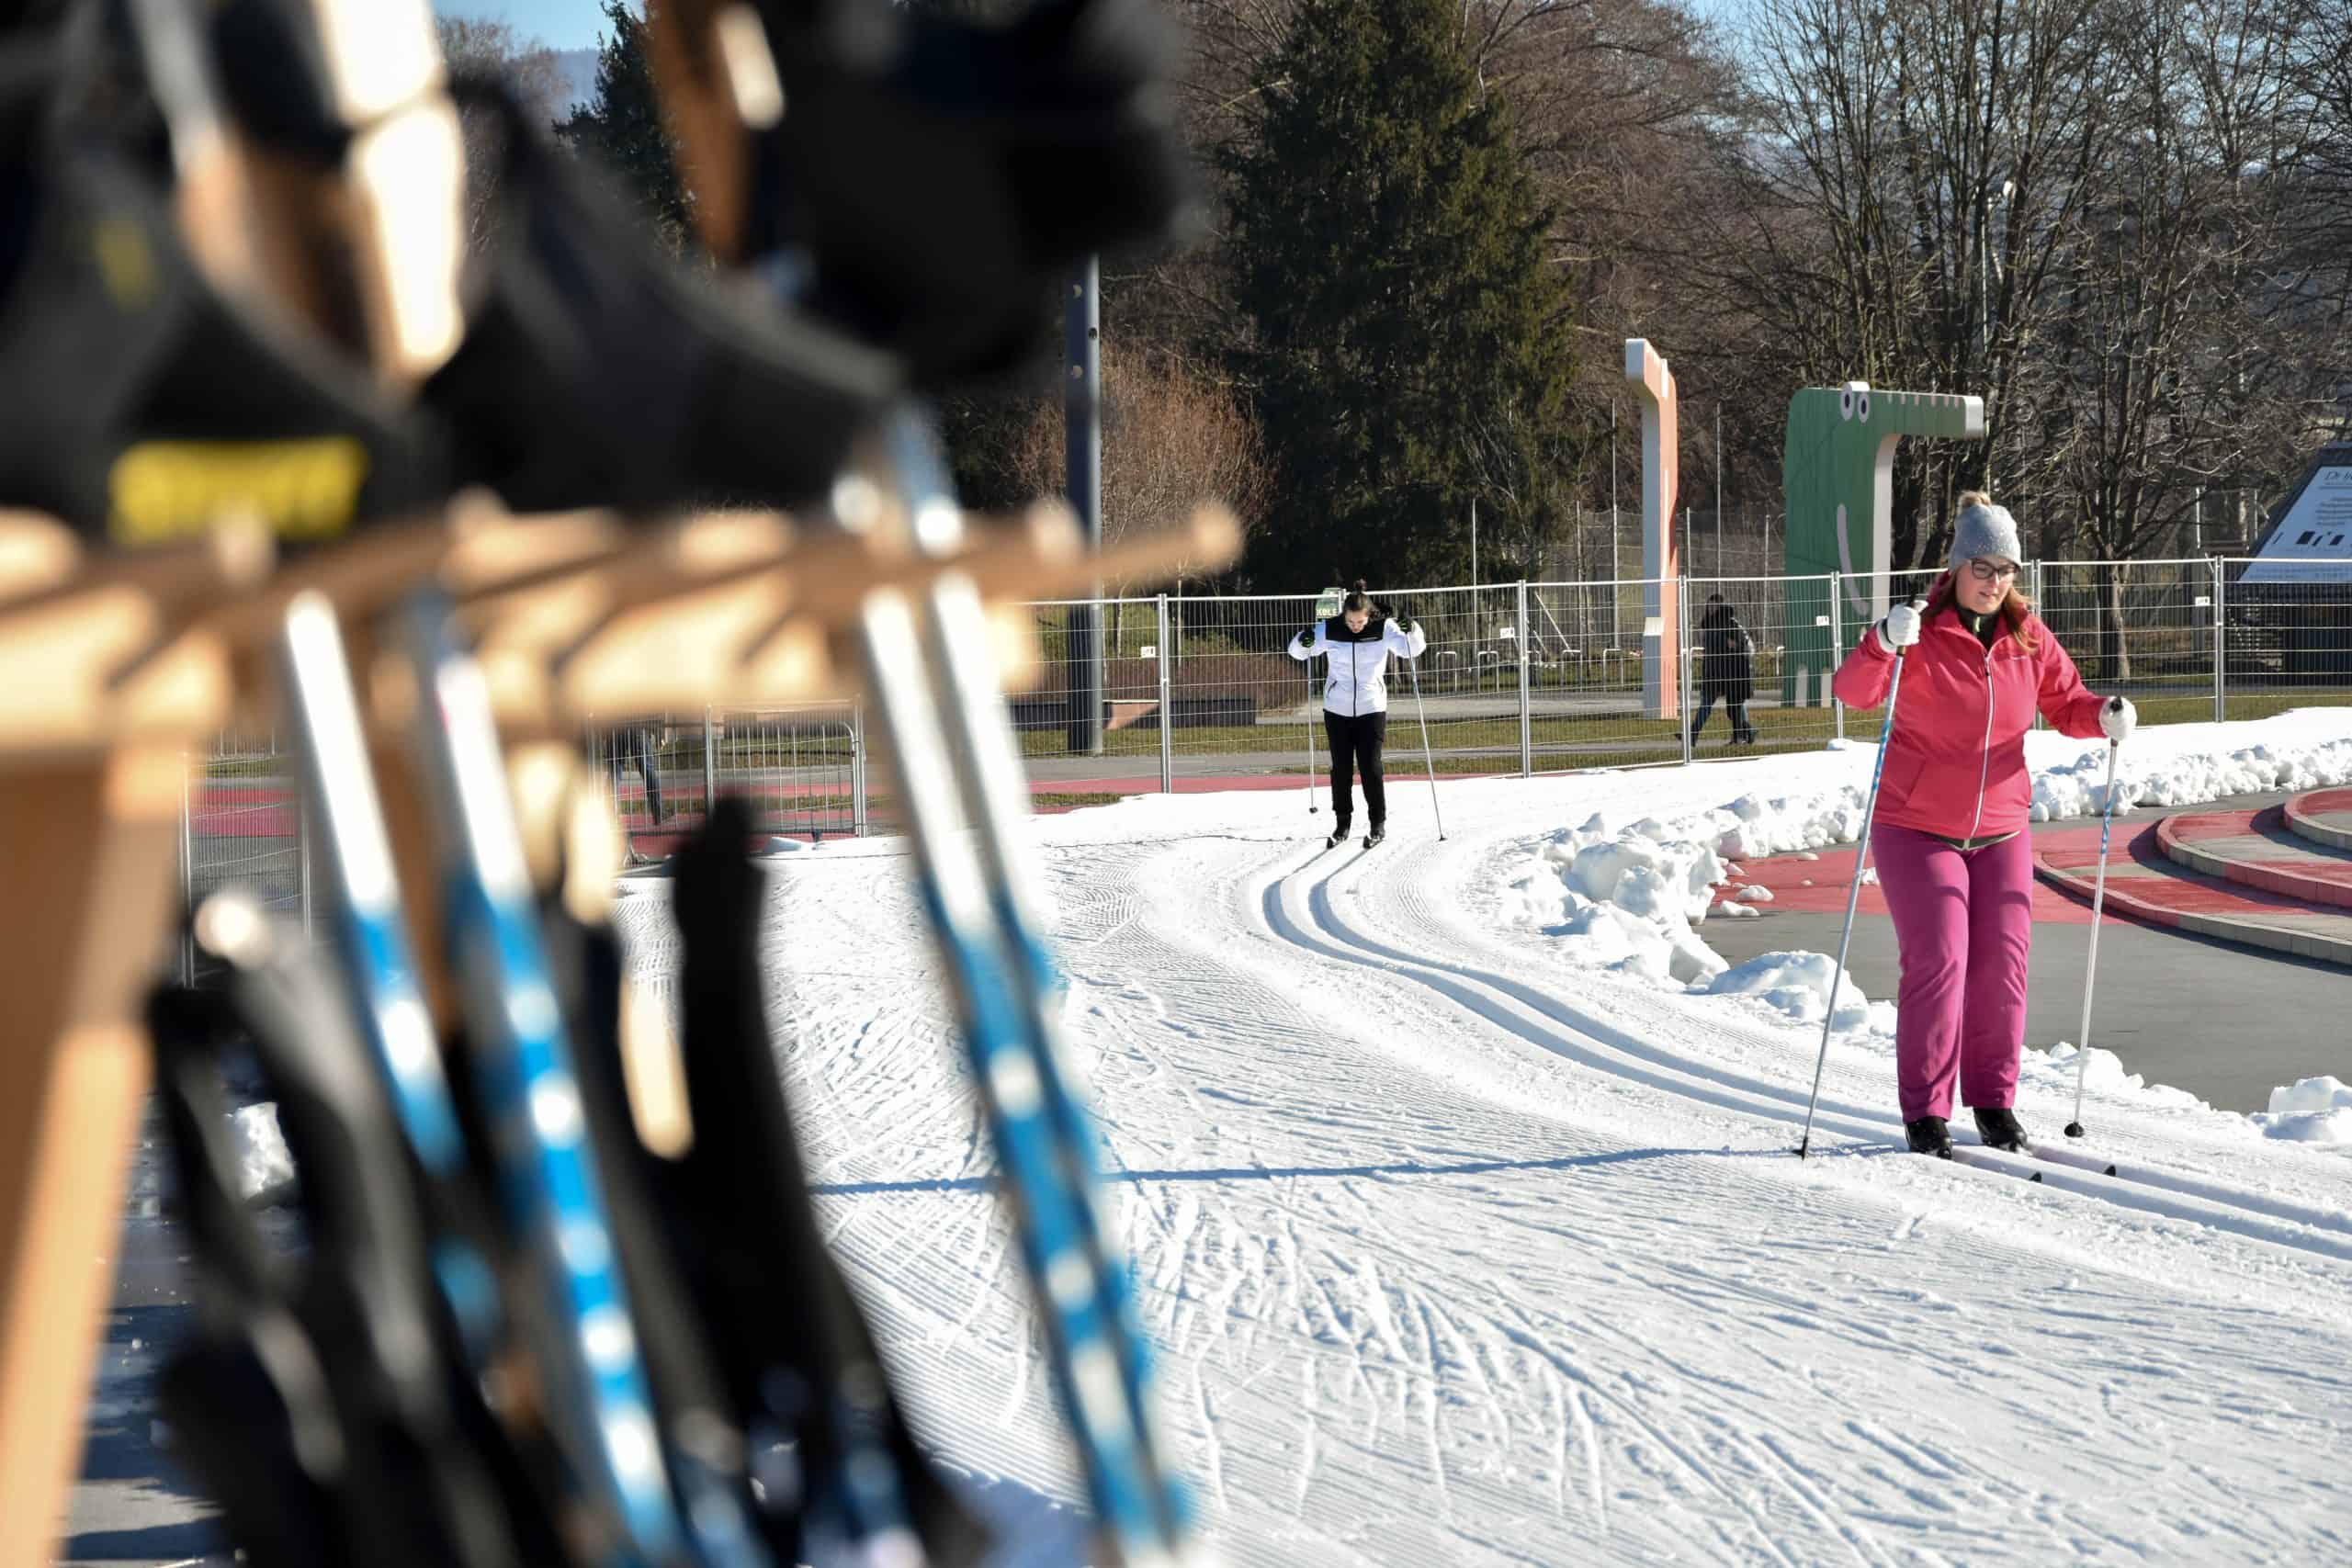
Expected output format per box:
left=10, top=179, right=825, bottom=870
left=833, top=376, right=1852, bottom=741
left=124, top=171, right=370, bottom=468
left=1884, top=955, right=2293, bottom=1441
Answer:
left=1839, top=389, right=1855, bottom=422
left=1858, top=391, right=1871, bottom=422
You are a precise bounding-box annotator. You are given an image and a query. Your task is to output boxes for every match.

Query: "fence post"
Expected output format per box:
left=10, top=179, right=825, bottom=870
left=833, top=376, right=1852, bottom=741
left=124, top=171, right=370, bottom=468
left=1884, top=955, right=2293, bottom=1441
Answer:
left=1516, top=581, right=1532, bottom=776
left=851, top=700, right=869, bottom=838
left=1828, top=570, right=1846, bottom=742
left=702, top=706, right=718, bottom=828
left=2030, top=561, right=2047, bottom=732
left=1156, top=594, right=1173, bottom=794
left=2211, top=558, right=2227, bottom=723
left=1678, top=578, right=1694, bottom=766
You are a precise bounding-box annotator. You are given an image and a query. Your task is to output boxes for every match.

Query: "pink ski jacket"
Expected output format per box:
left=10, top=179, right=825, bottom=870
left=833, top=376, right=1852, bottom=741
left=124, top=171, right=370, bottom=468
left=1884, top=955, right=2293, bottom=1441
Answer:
left=1831, top=599, right=2109, bottom=840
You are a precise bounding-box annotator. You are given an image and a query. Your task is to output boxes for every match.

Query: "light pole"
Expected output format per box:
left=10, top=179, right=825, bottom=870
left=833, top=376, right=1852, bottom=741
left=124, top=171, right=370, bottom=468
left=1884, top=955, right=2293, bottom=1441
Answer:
left=1065, top=257, right=1102, bottom=756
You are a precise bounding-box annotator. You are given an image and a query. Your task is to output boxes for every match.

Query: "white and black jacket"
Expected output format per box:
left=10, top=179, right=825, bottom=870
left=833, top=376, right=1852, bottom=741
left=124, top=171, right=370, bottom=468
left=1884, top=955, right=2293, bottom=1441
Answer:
left=1287, top=615, right=1428, bottom=716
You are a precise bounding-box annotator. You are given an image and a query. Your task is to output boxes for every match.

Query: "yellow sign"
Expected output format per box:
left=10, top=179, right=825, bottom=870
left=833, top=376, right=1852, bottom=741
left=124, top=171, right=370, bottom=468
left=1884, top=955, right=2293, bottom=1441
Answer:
left=108, top=437, right=369, bottom=545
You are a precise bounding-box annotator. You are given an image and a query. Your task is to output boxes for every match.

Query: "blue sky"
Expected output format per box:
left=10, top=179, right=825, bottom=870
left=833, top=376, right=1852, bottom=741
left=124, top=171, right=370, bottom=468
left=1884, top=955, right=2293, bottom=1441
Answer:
left=431, top=0, right=621, bottom=52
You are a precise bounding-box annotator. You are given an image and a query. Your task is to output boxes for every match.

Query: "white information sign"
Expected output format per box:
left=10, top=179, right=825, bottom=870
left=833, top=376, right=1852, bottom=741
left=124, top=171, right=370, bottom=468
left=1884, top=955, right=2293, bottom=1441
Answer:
left=2243, top=455, right=2352, bottom=584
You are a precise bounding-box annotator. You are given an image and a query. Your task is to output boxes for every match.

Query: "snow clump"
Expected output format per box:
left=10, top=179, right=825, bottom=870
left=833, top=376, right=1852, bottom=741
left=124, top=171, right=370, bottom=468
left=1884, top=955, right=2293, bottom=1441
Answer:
left=2253, top=1077, right=2352, bottom=1144
left=1704, top=951, right=1882, bottom=1033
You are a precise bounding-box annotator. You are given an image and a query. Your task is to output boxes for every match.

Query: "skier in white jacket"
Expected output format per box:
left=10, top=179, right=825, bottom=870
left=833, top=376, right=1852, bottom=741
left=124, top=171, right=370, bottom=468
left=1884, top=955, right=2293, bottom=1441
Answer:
left=1287, top=580, right=1428, bottom=847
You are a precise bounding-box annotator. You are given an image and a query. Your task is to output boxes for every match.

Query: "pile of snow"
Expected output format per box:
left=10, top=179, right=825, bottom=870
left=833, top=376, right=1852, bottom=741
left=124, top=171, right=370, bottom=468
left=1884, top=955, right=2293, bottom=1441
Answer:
left=2030, top=734, right=2352, bottom=822
left=1704, top=951, right=1884, bottom=1032
left=1502, top=811, right=1727, bottom=986
left=2254, top=1077, right=2352, bottom=1143
left=1715, top=787, right=1863, bottom=860
left=2028, top=1041, right=2207, bottom=1112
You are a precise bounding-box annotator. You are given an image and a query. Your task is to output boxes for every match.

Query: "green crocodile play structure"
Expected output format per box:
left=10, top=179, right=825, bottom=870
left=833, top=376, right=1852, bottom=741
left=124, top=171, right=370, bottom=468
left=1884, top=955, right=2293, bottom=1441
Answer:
left=1781, top=383, right=1984, bottom=707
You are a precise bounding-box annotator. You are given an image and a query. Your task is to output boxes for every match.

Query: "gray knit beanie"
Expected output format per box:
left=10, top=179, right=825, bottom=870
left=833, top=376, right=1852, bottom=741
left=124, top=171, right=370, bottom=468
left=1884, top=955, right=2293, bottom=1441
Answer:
left=1950, top=496, right=2023, bottom=570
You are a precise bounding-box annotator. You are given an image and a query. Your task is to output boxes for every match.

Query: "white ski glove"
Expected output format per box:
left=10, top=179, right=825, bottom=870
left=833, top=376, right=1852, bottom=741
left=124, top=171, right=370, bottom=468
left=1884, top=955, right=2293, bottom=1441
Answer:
left=1873, top=603, right=1923, bottom=654
left=2099, top=695, right=2136, bottom=743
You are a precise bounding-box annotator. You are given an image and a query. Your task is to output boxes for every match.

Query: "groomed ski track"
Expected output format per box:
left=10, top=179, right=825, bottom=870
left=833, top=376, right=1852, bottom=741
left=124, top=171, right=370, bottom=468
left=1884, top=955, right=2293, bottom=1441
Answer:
left=615, top=761, right=2352, bottom=1567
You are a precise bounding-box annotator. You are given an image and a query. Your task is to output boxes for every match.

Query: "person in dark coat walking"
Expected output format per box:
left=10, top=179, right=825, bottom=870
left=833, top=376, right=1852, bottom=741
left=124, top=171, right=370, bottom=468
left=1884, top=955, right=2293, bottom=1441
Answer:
left=611, top=722, right=666, bottom=825
left=1690, top=594, right=1758, bottom=746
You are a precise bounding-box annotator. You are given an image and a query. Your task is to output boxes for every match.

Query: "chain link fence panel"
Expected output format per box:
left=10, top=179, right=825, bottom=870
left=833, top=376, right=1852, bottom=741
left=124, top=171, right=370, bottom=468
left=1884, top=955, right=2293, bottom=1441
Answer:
left=2220, top=559, right=2352, bottom=721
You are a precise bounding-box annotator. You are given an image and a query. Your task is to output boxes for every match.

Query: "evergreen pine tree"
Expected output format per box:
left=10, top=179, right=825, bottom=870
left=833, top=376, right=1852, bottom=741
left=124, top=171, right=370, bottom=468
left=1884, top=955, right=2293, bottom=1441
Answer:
left=558, top=0, right=694, bottom=250
left=1222, top=0, right=1575, bottom=584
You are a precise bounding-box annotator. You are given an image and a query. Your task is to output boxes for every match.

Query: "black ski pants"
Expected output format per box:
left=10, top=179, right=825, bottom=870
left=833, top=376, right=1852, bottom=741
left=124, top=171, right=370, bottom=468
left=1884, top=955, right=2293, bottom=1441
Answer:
left=1690, top=689, right=1756, bottom=744
left=1323, top=710, right=1388, bottom=827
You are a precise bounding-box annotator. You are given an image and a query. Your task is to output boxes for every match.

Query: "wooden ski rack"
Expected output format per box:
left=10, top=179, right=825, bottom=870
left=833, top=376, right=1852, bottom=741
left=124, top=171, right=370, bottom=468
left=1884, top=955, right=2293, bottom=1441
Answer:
left=0, top=490, right=1238, bottom=1559
left=0, top=517, right=270, bottom=1565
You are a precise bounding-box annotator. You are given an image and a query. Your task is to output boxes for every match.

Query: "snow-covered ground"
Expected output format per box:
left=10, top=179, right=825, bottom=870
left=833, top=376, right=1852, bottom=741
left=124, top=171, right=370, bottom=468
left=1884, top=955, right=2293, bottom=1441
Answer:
left=616, top=710, right=2352, bottom=1566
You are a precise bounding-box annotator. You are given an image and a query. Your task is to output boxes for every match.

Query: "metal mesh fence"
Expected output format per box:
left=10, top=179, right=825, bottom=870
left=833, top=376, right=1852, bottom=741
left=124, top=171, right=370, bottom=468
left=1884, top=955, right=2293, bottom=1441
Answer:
left=1015, top=597, right=1174, bottom=793
left=1379, top=583, right=1525, bottom=773
left=1013, top=562, right=2352, bottom=792
left=587, top=708, right=864, bottom=849
left=164, top=560, right=2352, bottom=929
left=2035, top=559, right=2219, bottom=725
left=1681, top=574, right=1842, bottom=760
left=180, top=732, right=306, bottom=982
left=1013, top=592, right=1331, bottom=794
left=586, top=716, right=700, bottom=847
left=1517, top=579, right=1676, bottom=770
left=2220, top=560, right=2352, bottom=720
left=712, top=708, right=862, bottom=842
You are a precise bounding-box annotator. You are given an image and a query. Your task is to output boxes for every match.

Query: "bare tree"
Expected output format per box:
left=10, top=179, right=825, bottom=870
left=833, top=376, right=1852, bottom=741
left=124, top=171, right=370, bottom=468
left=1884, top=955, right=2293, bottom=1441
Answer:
left=1704, top=0, right=2130, bottom=567
left=435, top=17, right=570, bottom=254
left=1000, top=338, right=1273, bottom=642
left=2042, top=0, right=2335, bottom=675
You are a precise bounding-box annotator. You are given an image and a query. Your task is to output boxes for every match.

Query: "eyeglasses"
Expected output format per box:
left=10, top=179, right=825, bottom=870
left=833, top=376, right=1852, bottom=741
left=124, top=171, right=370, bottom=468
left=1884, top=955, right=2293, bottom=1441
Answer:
left=1966, top=558, right=2020, bottom=582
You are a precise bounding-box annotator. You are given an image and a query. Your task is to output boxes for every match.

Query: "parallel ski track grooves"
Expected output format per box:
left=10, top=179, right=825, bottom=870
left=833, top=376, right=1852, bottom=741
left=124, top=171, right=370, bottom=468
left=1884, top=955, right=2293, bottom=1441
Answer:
left=1253, top=843, right=2352, bottom=1270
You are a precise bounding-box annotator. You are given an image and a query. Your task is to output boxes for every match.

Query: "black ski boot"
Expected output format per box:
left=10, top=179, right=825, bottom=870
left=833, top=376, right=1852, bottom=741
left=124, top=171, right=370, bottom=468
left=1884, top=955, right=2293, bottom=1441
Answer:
left=1905, top=1116, right=1954, bottom=1159
left=1325, top=822, right=1351, bottom=850
left=1973, top=1107, right=2030, bottom=1153
left=1363, top=822, right=1385, bottom=848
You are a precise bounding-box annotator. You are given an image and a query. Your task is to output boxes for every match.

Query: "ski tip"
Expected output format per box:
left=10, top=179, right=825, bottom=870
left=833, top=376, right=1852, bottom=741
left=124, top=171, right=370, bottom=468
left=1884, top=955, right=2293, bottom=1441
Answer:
left=2029, top=1170, right=2043, bottom=1182
left=2063, top=1122, right=2086, bottom=1139
left=2102, top=1164, right=2117, bottom=1177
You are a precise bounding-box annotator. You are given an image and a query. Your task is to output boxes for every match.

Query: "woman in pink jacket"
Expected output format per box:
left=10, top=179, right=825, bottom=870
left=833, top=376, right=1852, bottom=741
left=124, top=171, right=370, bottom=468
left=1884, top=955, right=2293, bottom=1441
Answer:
left=1832, top=492, right=2136, bottom=1159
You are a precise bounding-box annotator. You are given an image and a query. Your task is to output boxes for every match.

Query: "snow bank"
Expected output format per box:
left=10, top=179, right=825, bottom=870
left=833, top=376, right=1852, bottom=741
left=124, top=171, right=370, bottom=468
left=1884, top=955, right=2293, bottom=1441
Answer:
left=1501, top=811, right=1727, bottom=986
left=2030, top=734, right=2352, bottom=822
left=1705, top=951, right=1881, bottom=1032
left=2254, top=1077, right=2352, bottom=1144
left=2029, top=1041, right=2207, bottom=1112
left=1715, top=787, right=1863, bottom=860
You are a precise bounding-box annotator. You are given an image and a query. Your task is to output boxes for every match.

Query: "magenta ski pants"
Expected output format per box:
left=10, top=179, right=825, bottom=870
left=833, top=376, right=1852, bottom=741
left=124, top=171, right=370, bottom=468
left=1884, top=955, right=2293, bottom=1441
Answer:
left=1871, top=824, right=2034, bottom=1122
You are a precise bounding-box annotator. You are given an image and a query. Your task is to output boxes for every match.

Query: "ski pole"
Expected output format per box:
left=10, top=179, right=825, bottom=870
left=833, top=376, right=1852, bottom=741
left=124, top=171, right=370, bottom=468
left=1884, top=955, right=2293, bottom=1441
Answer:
left=866, top=412, right=1194, bottom=1562
left=2064, top=738, right=2125, bottom=1139
left=1796, top=602, right=1925, bottom=1159
left=1408, top=642, right=1444, bottom=840
left=1306, top=649, right=1319, bottom=818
